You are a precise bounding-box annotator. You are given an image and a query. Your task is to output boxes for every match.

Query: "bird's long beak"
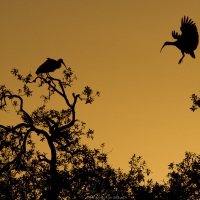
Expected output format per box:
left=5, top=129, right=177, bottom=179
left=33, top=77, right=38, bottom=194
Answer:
left=160, top=43, right=166, bottom=52
left=62, top=61, right=67, bottom=69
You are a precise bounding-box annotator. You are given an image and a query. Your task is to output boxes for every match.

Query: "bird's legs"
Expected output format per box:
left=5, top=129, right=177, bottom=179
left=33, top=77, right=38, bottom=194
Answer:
left=178, top=52, right=185, bottom=64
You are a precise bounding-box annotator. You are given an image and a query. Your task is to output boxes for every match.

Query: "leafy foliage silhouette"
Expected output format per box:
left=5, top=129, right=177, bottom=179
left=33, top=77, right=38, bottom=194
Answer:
left=2, top=65, right=200, bottom=199
left=0, top=67, right=152, bottom=199
left=167, top=152, right=200, bottom=199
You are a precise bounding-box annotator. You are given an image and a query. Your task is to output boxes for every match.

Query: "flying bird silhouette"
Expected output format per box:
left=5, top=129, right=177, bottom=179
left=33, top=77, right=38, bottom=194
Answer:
left=160, top=16, right=199, bottom=64
left=36, top=58, right=66, bottom=74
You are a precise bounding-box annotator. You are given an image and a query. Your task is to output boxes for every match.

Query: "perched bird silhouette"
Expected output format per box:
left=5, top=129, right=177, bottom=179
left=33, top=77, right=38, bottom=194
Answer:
left=160, top=16, right=199, bottom=64
left=36, top=58, right=66, bottom=74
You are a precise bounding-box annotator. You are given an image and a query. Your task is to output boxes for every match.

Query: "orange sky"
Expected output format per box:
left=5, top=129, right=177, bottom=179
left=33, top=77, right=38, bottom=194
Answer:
left=1, top=1, right=200, bottom=182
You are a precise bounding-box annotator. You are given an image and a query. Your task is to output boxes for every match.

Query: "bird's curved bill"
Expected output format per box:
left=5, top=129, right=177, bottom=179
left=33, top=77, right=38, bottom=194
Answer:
left=62, top=61, right=67, bottom=69
left=160, top=44, right=166, bottom=52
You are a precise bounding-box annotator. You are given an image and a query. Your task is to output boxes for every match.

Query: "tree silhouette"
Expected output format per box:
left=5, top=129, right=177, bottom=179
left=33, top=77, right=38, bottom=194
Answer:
left=0, top=67, right=152, bottom=199
left=3, top=65, right=200, bottom=199
left=150, top=91, right=200, bottom=199
left=0, top=67, right=100, bottom=199
left=167, top=152, right=200, bottom=199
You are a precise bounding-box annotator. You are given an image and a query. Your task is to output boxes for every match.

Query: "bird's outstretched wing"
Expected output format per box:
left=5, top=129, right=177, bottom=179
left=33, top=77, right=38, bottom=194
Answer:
left=180, top=16, right=199, bottom=50
left=172, top=31, right=180, bottom=39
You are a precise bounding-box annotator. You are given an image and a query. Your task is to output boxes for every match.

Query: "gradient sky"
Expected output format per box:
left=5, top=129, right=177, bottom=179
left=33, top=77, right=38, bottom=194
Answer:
left=1, top=1, right=200, bottom=182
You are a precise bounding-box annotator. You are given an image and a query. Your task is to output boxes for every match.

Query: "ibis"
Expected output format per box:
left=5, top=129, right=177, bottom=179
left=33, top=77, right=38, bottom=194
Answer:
left=36, top=58, right=66, bottom=74
left=160, top=16, right=199, bottom=64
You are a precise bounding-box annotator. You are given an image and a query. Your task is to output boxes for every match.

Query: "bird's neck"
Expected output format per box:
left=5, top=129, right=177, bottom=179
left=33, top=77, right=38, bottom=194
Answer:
left=164, top=41, right=180, bottom=51
left=160, top=41, right=178, bottom=52
left=165, top=41, right=178, bottom=46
